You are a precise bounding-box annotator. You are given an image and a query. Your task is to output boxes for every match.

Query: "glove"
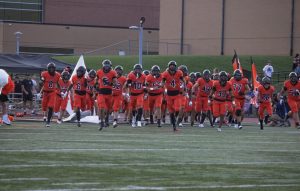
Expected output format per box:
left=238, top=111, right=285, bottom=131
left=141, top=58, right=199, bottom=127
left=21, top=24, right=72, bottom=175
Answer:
left=185, top=93, right=189, bottom=99
left=144, top=94, right=148, bottom=100
left=295, top=90, right=300, bottom=96
left=232, top=100, right=236, bottom=107
left=61, top=92, right=68, bottom=99
left=188, top=101, right=193, bottom=106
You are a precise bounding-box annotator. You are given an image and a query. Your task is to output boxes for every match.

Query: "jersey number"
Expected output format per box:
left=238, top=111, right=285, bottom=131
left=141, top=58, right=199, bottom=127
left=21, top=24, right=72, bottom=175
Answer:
left=170, top=79, right=176, bottom=88
left=48, top=81, right=54, bottom=88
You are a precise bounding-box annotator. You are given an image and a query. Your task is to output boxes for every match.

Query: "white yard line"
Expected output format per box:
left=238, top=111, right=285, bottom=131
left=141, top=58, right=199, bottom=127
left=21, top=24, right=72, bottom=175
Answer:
left=0, top=178, right=48, bottom=181
left=2, top=161, right=300, bottom=168
left=25, top=184, right=300, bottom=191
left=0, top=148, right=299, bottom=152
left=0, top=138, right=298, bottom=144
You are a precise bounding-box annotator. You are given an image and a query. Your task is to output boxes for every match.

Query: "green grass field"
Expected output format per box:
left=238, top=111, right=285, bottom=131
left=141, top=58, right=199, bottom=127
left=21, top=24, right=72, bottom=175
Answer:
left=1, top=121, right=300, bottom=191
left=54, top=55, right=292, bottom=74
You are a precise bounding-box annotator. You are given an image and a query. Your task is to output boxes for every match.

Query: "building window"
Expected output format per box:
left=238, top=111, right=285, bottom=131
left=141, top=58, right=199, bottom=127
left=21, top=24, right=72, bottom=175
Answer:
left=0, top=0, right=43, bottom=23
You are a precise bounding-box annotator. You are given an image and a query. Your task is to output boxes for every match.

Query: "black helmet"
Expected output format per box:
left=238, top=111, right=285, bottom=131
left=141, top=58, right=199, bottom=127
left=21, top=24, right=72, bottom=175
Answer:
left=289, top=72, right=298, bottom=84
left=219, top=71, right=228, bottom=82
left=77, top=66, right=86, bottom=78
left=88, top=69, right=96, bottom=79
left=102, top=59, right=112, bottom=73
left=262, top=76, right=271, bottom=85
left=151, top=65, right=160, bottom=77
left=233, top=69, right=242, bottom=81
left=143, top=70, right=150, bottom=76
left=61, top=71, right=70, bottom=81
left=178, top=65, right=188, bottom=76
left=203, top=69, right=211, bottom=81
left=133, top=64, right=143, bottom=74
left=195, top=72, right=202, bottom=79
left=115, top=65, right=123, bottom=76
left=47, top=62, right=56, bottom=75
left=168, top=61, right=177, bottom=72
left=189, top=72, right=196, bottom=83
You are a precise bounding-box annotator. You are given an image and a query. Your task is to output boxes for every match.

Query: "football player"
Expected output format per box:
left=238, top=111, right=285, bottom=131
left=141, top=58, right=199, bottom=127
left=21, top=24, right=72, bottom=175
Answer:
left=66, top=66, right=87, bottom=127
left=161, top=61, right=184, bottom=131
left=145, top=65, right=164, bottom=127
left=279, top=72, right=300, bottom=128
left=86, top=70, right=96, bottom=115
left=192, top=69, right=214, bottom=127
left=111, top=65, right=127, bottom=128
left=40, top=62, right=61, bottom=127
left=209, top=71, right=233, bottom=132
left=230, top=69, right=250, bottom=129
left=55, top=71, right=71, bottom=124
left=257, top=77, right=275, bottom=130
left=96, top=59, right=117, bottom=130
left=125, top=64, right=146, bottom=127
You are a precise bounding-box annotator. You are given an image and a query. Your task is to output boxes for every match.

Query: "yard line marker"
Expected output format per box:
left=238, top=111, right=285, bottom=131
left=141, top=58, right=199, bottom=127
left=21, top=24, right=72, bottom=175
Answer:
left=2, top=161, right=300, bottom=168
left=0, top=138, right=298, bottom=144
left=0, top=148, right=299, bottom=152
left=25, top=184, right=300, bottom=191
left=0, top=178, right=48, bottom=181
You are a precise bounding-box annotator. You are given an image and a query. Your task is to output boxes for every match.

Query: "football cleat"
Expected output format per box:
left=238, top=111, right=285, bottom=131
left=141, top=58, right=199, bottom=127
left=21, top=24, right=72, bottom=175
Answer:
left=77, top=122, right=81, bottom=127
left=217, top=128, right=222, bottom=132
left=113, top=121, right=118, bottom=128
left=57, top=119, right=62, bottom=124
left=238, top=125, right=243, bottom=129
left=198, top=123, right=204, bottom=128
left=178, top=123, right=183, bottom=128
left=137, top=121, right=142, bottom=127
left=45, top=122, right=50, bottom=128
left=131, top=122, right=136, bottom=128
left=99, top=122, right=104, bottom=131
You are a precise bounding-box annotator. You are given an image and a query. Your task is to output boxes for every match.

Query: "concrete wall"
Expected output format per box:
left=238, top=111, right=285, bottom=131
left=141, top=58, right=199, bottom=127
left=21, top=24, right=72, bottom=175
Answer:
left=0, top=23, right=3, bottom=53
left=1, top=23, right=158, bottom=55
left=159, top=0, right=300, bottom=56
left=44, top=0, right=160, bottom=29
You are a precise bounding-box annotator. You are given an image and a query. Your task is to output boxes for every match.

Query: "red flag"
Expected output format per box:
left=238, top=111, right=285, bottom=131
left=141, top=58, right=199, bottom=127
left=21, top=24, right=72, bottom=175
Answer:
left=232, top=50, right=243, bottom=75
left=251, top=57, right=260, bottom=91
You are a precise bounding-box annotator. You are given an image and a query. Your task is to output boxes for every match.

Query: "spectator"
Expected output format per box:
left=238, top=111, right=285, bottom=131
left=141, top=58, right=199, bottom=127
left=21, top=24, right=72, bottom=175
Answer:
left=294, top=62, right=300, bottom=77
left=21, top=74, right=34, bottom=115
left=292, top=60, right=298, bottom=71
left=263, top=60, right=274, bottom=79
left=14, top=76, right=22, bottom=99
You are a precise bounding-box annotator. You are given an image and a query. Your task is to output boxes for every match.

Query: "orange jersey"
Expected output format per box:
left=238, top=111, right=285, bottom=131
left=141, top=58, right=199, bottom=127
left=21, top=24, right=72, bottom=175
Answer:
left=41, top=71, right=60, bottom=92
left=71, top=75, right=87, bottom=92
left=162, top=70, right=183, bottom=91
left=257, top=85, right=275, bottom=103
left=96, top=69, right=117, bottom=90
left=112, top=76, right=127, bottom=96
left=57, top=79, right=71, bottom=94
left=186, top=81, right=193, bottom=94
left=213, top=81, right=232, bottom=101
left=230, top=77, right=249, bottom=99
left=196, top=78, right=213, bottom=97
left=86, top=77, right=96, bottom=94
left=146, top=74, right=164, bottom=94
left=283, top=80, right=300, bottom=101
left=127, top=72, right=146, bottom=94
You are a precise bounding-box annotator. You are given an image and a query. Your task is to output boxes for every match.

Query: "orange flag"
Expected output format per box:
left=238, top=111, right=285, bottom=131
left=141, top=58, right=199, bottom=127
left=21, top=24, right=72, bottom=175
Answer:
left=232, top=50, right=243, bottom=75
left=251, top=57, right=260, bottom=91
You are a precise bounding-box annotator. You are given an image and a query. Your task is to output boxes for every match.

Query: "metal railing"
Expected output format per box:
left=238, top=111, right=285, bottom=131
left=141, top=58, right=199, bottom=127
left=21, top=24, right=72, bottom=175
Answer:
left=257, top=71, right=291, bottom=84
